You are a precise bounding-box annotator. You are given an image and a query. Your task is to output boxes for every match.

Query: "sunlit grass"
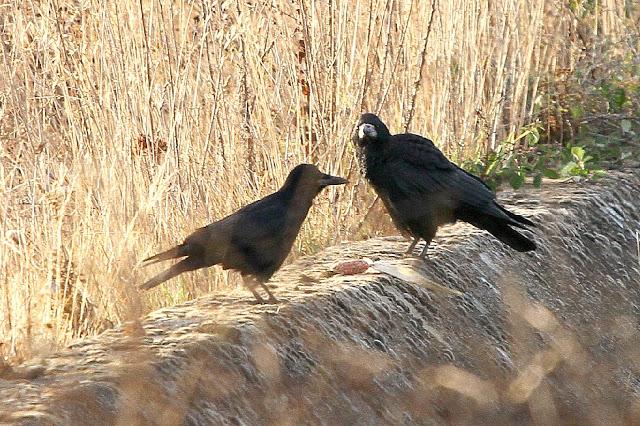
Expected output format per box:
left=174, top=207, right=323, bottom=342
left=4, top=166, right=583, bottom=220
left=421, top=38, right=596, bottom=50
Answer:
left=0, top=0, right=636, bottom=361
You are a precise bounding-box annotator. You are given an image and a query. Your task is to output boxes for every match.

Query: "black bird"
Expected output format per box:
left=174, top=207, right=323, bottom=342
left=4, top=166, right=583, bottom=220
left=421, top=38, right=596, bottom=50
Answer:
left=353, top=113, right=536, bottom=257
left=139, top=164, right=347, bottom=303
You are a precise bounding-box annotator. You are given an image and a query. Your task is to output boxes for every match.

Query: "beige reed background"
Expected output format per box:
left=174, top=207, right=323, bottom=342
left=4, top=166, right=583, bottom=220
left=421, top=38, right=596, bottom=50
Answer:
left=0, top=0, right=635, bottom=360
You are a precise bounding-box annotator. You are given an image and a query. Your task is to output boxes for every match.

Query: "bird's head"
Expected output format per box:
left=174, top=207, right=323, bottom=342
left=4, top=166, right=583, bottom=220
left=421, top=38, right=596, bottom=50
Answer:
left=282, top=164, right=348, bottom=198
left=353, top=113, right=391, bottom=148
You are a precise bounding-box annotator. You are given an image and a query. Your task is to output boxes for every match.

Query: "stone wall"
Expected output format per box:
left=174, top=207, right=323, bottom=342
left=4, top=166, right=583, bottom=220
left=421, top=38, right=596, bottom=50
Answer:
left=1, top=171, right=639, bottom=425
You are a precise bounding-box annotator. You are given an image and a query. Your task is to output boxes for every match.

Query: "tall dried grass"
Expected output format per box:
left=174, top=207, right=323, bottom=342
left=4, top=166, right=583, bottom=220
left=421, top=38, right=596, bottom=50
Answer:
left=0, top=0, right=635, bottom=360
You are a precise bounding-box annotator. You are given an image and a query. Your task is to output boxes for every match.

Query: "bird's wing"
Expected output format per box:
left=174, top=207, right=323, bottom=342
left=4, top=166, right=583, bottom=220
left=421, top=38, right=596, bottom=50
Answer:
left=453, top=163, right=494, bottom=192
left=183, top=193, right=288, bottom=261
left=231, top=196, right=297, bottom=272
left=385, top=134, right=500, bottom=213
left=231, top=196, right=290, bottom=247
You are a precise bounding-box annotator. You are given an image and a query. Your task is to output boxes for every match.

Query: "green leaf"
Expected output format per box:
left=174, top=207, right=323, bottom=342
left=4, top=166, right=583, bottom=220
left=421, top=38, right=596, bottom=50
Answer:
left=509, top=172, right=525, bottom=189
left=621, top=119, right=633, bottom=133
left=571, top=146, right=585, bottom=161
left=609, top=87, right=627, bottom=111
left=485, top=159, right=500, bottom=176
left=525, top=128, right=540, bottom=146
left=543, top=168, right=561, bottom=179
left=533, top=173, right=543, bottom=188
left=560, top=161, right=577, bottom=176
left=570, top=104, right=584, bottom=120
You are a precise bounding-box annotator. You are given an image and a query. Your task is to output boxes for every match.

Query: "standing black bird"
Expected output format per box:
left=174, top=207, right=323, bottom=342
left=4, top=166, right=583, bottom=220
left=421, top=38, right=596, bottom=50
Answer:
left=353, top=113, right=536, bottom=257
left=139, top=164, right=347, bottom=303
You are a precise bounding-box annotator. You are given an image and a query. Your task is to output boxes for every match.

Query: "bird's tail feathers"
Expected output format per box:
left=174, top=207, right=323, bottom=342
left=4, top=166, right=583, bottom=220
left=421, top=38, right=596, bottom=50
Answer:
left=483, top=221, right=536, bottom=252
left=139, top=257, right=203, bottom=290
left=496, top=204, right=535, bottom=228
left=142, top=244, right=189, bottom=266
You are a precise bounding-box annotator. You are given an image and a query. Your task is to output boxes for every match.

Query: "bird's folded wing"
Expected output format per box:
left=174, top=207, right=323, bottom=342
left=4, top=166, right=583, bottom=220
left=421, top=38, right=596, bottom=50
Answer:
left=387, top=139, right=499, bottom=213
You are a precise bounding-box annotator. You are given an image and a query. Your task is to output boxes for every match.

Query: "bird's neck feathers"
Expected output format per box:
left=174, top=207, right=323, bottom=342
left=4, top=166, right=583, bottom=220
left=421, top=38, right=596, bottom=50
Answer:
left=277, top=181, right=317, bottom=208
left=376, top=127, right=392, bottom=143
left=360, top=129, right=392, bottom=155
left=360, top=136, right=391, bottom=163
left=274, top=187, right=315, bottom=234
left=358, top=139, right=394, bottom=182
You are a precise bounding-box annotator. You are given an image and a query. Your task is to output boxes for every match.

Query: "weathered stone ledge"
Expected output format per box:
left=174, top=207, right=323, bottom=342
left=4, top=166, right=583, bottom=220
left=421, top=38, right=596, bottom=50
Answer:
left=1, top=171, right=640, bottom=425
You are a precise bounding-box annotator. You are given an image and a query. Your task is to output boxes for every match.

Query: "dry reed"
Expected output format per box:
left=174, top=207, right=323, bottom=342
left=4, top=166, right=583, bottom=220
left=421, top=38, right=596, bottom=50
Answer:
left=0, top=0, right=635, bottom=360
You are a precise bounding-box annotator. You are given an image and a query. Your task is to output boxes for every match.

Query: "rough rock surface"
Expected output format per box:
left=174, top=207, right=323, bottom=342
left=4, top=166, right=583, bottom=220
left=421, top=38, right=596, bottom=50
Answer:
left=1, top=171, right=640, bottom=425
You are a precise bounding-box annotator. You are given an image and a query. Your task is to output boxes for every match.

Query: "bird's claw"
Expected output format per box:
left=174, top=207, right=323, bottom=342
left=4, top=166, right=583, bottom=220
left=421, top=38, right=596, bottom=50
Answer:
left=249, top=297, right=279, bottom=305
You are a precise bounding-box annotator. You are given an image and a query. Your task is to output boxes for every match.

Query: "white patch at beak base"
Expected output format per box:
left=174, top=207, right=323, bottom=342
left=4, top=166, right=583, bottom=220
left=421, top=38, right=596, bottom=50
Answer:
left=358, top=123, right=377, bottom=139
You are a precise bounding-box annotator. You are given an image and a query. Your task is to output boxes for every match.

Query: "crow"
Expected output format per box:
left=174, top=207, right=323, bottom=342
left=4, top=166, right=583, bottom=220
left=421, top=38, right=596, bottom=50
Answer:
left=139, top=164, right=347, bottom=303
left=353, top=113, right=536, bottom=258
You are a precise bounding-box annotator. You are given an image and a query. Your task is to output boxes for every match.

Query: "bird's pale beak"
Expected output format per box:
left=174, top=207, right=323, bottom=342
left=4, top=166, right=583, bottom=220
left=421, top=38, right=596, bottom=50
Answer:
left=358, top=123, right=377, bottom=139
left=320, top=173, right=348, bottom=186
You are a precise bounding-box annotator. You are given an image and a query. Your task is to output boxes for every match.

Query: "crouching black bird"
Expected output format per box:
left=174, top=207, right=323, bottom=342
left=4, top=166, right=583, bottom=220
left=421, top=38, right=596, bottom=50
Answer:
left=353, top=113, right=536, bottom=258
left=139, top=164, right=347, bottom=303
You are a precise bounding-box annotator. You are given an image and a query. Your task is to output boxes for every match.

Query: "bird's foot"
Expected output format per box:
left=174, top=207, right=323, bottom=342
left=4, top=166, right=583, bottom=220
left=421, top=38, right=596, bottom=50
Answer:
left=249, top=289, right=266, bottom=304
left=402, top=245, right=431, bottom=261
left=262, top=291, right=279, bottom=304
left=403, top=238, right=419, bottom=257
left=418, top=244, right=431, bottom=261
left=248, top=296, right=279, bottom=305
left=259, top=283, right=280, bottom=304
left=266, top=296, right=280, bottom=304
left=419, top=253, right=431, bottom=262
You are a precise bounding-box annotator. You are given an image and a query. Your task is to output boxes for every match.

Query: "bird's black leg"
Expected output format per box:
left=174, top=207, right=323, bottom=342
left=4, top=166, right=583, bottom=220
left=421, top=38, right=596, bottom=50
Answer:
left=259, top=282, right=279, bottom=304
left=419, top=243, right=430, bottom=259
left=404, top=237, right=419, bottom=256
left=250, top=288, right=266, bottom=304
left=418, top=230, right=436, bottom=260
left=243, top=276, right=266, bottom=304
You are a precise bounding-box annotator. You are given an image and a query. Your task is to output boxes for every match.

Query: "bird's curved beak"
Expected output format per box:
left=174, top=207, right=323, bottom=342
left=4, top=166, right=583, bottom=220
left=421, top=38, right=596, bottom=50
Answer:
left=358, top=123, right=377, bottom=139
left=320, top=173, right=348, bottom=186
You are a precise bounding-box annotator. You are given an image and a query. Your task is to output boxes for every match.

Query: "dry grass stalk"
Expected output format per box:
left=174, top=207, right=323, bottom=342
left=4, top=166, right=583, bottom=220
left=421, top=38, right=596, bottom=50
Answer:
left=0, top=0, right=635, bottom=360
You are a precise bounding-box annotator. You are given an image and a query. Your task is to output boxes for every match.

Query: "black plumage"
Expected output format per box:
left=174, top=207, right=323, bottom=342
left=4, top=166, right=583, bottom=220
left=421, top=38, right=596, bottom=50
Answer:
left=140, top=164, right=347, bottom=303
left=353, top=113, right=536, bottom=257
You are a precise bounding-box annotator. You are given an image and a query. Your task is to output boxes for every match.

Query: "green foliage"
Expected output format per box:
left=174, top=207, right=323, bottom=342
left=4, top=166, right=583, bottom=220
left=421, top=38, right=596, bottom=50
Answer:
left=462, top=123, right=604, bottom=191
left=464, top=29, right=640, bottom=191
